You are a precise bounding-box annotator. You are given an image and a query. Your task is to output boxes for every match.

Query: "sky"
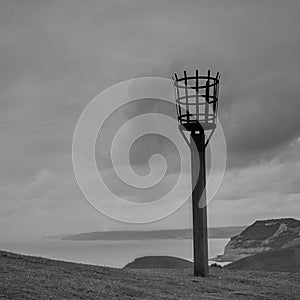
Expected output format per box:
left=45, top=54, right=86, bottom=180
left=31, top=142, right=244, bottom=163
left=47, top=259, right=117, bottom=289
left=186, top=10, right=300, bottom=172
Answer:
left=0, top=0, right=300, bottom=238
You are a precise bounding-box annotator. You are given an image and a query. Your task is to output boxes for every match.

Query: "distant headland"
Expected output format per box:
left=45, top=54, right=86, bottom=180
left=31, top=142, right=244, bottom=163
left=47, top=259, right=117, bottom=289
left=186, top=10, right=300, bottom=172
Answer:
left=53, top=226, right=245, bottom=241
left=216, top=218, right=300, bottom=262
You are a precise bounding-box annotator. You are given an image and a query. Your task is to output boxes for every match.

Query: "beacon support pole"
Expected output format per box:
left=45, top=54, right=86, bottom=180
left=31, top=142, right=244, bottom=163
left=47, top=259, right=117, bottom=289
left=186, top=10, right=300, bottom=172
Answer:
left=173, top=69, right=220, bottom=277
left=191, top=131, right=208, bottom=277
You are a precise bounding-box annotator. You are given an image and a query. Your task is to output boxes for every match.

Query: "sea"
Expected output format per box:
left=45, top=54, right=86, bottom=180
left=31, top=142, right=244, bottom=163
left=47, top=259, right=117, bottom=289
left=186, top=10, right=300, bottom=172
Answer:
left=1, top=237, right=230, bottom=268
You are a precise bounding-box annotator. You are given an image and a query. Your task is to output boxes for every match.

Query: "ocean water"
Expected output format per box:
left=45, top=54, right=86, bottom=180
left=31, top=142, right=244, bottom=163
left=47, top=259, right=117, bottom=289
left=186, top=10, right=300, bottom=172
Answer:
left=1, top=238, right=229, bottom=268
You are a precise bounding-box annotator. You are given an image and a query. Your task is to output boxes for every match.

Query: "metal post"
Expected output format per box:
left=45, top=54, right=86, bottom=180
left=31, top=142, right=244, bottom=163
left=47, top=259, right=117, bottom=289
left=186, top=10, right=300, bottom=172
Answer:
left=173, top=69, right=220, bottom=277
left=190, top=131, right=209, bottom=277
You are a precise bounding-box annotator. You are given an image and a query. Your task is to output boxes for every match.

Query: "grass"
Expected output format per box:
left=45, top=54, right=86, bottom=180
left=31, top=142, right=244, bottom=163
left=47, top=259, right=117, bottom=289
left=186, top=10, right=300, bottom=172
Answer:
left=226, top=244, right=300, bottom=272
left=1, top=250, right=299, bottom=299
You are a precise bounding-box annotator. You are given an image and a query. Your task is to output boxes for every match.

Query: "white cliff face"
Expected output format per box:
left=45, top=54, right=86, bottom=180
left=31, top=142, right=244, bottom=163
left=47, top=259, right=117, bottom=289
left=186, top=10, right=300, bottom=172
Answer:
left=218, top=218, right=300, bottom=262
left=221, top=242, right=271, bottom=262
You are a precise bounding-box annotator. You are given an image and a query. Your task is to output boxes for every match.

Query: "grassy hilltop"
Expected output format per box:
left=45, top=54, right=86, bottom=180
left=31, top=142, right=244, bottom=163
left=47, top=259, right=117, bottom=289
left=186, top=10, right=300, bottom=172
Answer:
left=1, top=250, right=299, bottom=300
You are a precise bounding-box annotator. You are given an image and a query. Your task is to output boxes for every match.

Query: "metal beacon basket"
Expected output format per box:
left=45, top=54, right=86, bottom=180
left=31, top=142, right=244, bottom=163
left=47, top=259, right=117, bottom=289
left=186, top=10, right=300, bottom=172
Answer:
left=173, top=70, right=220, bottom=147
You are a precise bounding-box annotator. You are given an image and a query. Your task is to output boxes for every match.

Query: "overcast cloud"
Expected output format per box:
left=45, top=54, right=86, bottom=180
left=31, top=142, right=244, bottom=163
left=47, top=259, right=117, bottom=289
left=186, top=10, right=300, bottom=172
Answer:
left=0, top=0, right=300, bottom=237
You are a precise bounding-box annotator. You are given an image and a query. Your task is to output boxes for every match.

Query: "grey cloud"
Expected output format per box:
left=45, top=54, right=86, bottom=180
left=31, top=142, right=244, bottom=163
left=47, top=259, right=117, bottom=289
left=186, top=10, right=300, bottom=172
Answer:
left=1, top=0, right=300, bottom=232
left=217, top=140, right=300, bottom=201
left=0, top=170, right=81, bottom=218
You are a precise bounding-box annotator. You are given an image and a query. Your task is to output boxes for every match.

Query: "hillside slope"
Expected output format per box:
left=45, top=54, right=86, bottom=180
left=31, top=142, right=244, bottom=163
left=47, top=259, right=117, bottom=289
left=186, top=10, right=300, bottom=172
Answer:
left=219, top=218, right=300, bottom=261
left=226, top=244, right=300, bottom=272
left=124, top=256, right=192, bottom=269
left=1, top=250, right=299, bottom=300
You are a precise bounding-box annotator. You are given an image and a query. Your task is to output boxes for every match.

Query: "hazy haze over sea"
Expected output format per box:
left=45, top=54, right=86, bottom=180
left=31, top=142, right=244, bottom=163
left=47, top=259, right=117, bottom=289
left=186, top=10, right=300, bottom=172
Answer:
left=1, top=237, right=229, bottom=268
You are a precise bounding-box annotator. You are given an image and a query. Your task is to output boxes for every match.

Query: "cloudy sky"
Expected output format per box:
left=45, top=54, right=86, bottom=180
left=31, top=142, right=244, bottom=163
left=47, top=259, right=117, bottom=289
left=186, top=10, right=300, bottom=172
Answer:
left=1, top=0, right=300, bottom=238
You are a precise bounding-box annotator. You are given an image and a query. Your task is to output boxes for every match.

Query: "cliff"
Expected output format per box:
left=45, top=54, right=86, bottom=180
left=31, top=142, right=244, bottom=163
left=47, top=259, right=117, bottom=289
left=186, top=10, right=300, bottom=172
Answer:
left=219, top=218, right=300, bottom=262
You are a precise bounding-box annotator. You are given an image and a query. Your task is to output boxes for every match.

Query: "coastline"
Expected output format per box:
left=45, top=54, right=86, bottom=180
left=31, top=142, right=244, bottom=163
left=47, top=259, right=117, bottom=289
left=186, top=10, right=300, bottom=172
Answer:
left=0, top=237, right=230, bottom=268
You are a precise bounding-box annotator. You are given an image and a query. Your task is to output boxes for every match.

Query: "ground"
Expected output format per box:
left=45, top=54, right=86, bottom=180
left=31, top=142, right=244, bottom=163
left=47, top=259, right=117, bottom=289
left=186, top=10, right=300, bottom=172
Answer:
left=1, top=250, right=299, bottom=300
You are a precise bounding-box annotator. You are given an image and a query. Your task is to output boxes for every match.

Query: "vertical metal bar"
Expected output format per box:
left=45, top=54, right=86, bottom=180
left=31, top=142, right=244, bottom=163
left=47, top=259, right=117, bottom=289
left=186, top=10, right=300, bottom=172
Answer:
left=215, top=73, right=220, bottom=115
left=190, top=132, right=209, bottom=277
left=205, top=70, right=210, bottom=124
left=173, top=76, right=179, bottom=124
left=213, top=75, right=217, bottom=114
left=184, top=70, right=189, bottom=123
left=174, top=74, right=182, bottom=125
left=195, top=69, right=199, bottom=124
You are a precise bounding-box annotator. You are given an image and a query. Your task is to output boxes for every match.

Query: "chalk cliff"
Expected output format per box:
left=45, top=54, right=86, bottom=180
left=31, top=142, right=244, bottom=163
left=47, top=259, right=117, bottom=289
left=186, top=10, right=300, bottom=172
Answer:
left=219, top=218, right=300, bottom=262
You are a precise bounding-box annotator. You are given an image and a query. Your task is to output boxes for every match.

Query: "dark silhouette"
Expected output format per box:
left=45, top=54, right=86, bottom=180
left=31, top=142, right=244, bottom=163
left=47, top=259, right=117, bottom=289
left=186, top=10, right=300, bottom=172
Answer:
left=173, top=69, right=220, bottom=277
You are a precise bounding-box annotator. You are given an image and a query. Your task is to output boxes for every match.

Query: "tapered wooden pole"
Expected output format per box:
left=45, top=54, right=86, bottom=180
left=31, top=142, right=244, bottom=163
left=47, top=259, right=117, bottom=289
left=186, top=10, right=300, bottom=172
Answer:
left=190, top=131, right=209, bottom=277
